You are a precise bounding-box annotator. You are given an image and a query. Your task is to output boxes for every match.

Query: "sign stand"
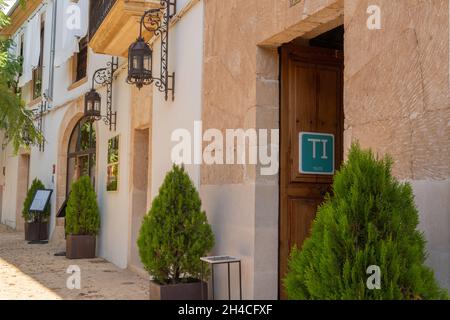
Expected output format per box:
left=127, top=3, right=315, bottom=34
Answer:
left=54, top=197, right=68, bottom=256
left=28, top=189, right=53, bottom=245
left=200, top=256, right=242, bottom=300
left=29, top=209, right=47, bottom=245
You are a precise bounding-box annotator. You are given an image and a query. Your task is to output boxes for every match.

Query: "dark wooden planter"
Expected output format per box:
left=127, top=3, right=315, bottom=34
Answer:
left=149, top=280, right=208, bottom=300
left=66, top=235, right=96, bottom=259
left=24, top=222, right=48, bottom=241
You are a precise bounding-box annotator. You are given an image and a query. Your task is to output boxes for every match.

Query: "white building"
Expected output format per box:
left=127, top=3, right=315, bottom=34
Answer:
left=1, top=0, right=449, bottom=300
left=0, top=0, right=207, bottom=282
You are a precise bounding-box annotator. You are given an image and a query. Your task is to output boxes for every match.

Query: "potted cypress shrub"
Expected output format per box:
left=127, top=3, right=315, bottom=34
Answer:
left=138, top=165, right=215, bottom=300
left=22, top=178, right=50, bottom=241
left=65, top=176, right=100, bottom=259
left=284, top=144, right=448, bottom=300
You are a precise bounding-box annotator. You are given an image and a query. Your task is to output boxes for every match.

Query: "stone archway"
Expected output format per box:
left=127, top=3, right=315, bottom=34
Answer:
left=55, top=98, right=84, bottom=216
left=52, top=97, right=86, bottom=243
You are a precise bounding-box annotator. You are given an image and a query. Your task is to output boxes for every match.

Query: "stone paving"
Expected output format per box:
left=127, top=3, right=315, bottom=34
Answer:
left=0, top=225, right=149, bottom=300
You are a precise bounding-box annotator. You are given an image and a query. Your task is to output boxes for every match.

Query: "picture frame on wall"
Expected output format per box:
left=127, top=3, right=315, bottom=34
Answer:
left=107, top=135, right=120, bottom=192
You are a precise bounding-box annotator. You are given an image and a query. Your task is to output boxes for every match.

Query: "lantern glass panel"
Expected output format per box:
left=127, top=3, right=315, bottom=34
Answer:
left=143, top=54, right=151, bottom=73
left=86, top=100, right=93, bottom=113
left=94, top=100, right=101, bottom=113
left=132, top=54, right=140, bottom=71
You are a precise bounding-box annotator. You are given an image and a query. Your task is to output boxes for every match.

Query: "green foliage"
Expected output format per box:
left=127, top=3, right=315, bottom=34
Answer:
left=22, top=178, right=50, bottom=223
left=0, top=1, right=13, bottom=28
left=284, top=144, right=448, bottom=300
left=0, top=0, right=43, bottom=153
left=106, top=177, right=118, bottom=192
left=138, top=165, right=215, bottom=285
left=0, top=1, right=27, bottom=29
left=66, top=176, right=100, bottom=236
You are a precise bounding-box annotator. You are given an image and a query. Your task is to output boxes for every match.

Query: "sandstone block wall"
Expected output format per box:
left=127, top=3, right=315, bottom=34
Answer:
left=344, top=0, right=450, bottom=180
left=344, top=0, right=450, bottom=290
left=201, top=0, right=344, bottom=299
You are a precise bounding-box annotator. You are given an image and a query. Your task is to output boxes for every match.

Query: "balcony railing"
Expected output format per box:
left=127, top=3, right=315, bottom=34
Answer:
left=89, top=0, right=117, bottom=40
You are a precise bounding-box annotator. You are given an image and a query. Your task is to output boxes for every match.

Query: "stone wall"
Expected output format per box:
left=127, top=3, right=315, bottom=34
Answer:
left=344, top=0, right=450, bottom=180
left=201, top=0, right=344, bottom=299
left=202, top=0, right=343, bottom=185
left=344, top=0, right=450, bottom=291
left=257, top=0, right=344, bottom=47
left=202, top=0, right=450, bottom=297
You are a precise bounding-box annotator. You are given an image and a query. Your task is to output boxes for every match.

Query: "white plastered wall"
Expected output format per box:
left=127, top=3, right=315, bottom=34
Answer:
left=150, top=0, right=204, bottom=196
left=2, top=0, right=131, bottom=269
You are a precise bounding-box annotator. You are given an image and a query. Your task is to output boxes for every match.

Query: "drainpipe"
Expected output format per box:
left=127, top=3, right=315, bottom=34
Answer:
left=47, top=0, right=57, bottom=102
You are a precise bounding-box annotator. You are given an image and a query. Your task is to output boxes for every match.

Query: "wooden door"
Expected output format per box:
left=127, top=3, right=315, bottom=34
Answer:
left=279, top=44, right=344, bottom=298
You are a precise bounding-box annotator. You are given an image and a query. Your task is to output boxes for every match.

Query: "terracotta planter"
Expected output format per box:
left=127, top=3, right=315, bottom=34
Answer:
left=66, top=235, right=96, bottom=259
left=24, top=222, right=48, bottom=241
left=149, top=280, right=208, bottom=300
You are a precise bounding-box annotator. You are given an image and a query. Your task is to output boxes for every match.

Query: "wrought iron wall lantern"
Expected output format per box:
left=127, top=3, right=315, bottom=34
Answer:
left=127, top=0, right=177, bottom=101
left=85, top=57, right=119, bottom=131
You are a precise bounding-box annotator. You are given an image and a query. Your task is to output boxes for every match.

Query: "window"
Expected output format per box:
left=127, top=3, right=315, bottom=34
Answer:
left=13, top=34, right=24, bottom=96
left=19, top=34, right=24, bottom=76
left=67, top=119, right=97, bottom=196
left=74, top=37, right=88, bottom=83
left=32, top=16, right=45, bottom=99
left=107, top=136, right=119, bottom=192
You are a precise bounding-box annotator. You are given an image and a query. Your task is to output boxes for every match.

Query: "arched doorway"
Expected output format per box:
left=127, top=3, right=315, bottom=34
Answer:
left=66, top=118, right=97, bottom=195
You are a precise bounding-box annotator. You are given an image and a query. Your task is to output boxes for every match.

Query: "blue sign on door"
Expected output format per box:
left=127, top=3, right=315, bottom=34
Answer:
left=299, top=132, right=335, bottom=175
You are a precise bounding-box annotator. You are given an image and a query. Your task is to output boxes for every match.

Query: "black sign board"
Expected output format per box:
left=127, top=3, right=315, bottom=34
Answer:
left=57, top=197, right=68, bottom=218
left=29, top=189, right=53, bottom=213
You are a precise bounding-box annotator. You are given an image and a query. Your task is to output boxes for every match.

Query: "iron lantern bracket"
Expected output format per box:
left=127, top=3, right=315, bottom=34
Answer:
left=139, top=0, right=176, bottom=101
left=90, top=57, right=119, bottom=131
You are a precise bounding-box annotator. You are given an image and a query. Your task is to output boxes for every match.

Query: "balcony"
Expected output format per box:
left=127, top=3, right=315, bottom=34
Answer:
left=89, top=0, right=118, bottom=40
left=89, top=0, right=161, bottom=57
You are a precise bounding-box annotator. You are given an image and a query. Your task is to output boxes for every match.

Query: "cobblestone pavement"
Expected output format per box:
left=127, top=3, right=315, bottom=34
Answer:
left=0, top=225, right=149, bottom=300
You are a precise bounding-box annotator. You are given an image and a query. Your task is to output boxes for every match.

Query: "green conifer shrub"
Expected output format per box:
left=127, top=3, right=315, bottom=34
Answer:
left=22, top=178, right=50, bottom=223
left=284, top=144, right=448, bottom=300
left=66, top=176, right=100, bottom=236
left=138, top=165, right=215, bottom=285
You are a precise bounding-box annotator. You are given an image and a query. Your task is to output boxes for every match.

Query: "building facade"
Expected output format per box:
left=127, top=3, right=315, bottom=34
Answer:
left=0, top=0, right=449, bottom=299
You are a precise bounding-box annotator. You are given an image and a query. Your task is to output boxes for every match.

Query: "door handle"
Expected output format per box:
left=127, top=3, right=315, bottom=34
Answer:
left=318, top=185, right=329, bottom=197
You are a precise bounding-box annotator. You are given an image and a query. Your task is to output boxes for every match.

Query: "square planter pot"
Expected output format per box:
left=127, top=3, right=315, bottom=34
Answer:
left=149, top=280, right=208, bottom=300
left=24, top=222, right=48, bottom=242
left=66, top=235, right=96, bottom=259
